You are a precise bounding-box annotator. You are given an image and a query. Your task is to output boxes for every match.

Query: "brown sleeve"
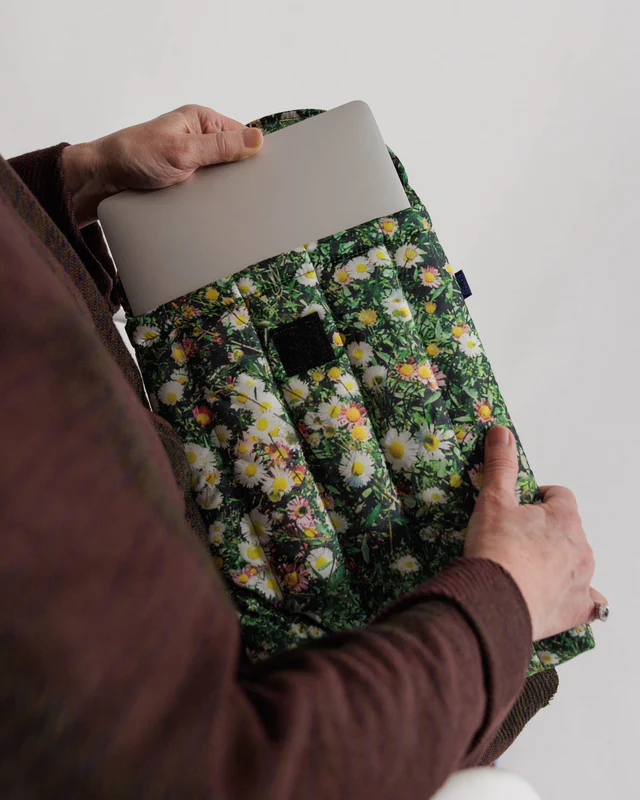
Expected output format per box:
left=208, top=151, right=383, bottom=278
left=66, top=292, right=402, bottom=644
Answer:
left=0, top=190, right=532, bottom=800
left=8, top=143, right=121, bottom=313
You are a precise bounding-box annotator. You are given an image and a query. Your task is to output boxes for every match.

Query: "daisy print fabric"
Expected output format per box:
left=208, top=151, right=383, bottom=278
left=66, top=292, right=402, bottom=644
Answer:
left=125, top=108, right=594, bottom=674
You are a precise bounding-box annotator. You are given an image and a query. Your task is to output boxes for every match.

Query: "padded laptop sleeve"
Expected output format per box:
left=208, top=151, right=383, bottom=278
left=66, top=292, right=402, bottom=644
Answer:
left=124, top=108, right=594, bottom=675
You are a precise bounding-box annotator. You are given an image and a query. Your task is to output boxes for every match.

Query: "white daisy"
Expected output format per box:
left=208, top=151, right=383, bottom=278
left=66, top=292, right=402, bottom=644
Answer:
left=254, top=390, right=284, bottom=417
left=333, top=265, right=352, bottom=286
left=196, top=467, right=221, bottom=492
left=255, top=572, right=282, bottom=600
left=305, top=625, right=324, bottom=638
left=379, top=217, right=398, bottom=237
left=208, top=521, right=226, bottom=545
left=221, top=308, right=251, bottom=331
left=239, top=537, right=268, bottom=567
left=236, top=373, right=266, bottom=394
left=303, top=410, right=324, bottom=431
left=248, top=413, right=293, bottom=443
left=132, top=324, right=160, bottom=347
left=158, top=380, right=184, bottom=406
left=289, top=622, right=308, bottom=638
left=261, top=466, right=295, bottom=497
left=367, top=245, right=392, bottom=266
left=295, top=265, right=318, bottom=285
left=203, top=387, right=217, bottom=404
left=234, top=456, right=267, bottom=488
left=283, top=378, right=309, bottom=406
left=382, top=429, right=419, bottom=471
left=458, top=333, right=482, bottom=358
left=569, top=624, right=588, bottom=638
left=537, top=650, right=560, bottom=666
left=301, top=303, right=326, bottom=320
left=196, top=485, right=222, bottom=510
left=329, top=511, right=348, bottom=534
left=362, top=365, right=388, bottom=389
left=318, top=396, right=347, bottom=428
left=294, top=241, right=317, bottom=252
left=338, top=450, right=375, bottom=487
left=392, top=554, right=421, bottom=574
left=419, top=527, right=438, bottom=542
left=334, top=373, right=358, bottom=397
left=307, top=546, right=335, bottom=578
left=347, top=341, right=374, bottom=368
left=394, top=243, right=425, bottom=269
left=421, top=487, right=448, bottom=505
left=236, top=277, right=257, bottom=296
left=417, top=423, right=455, bottom=461
left=240, top=509, right=272, bottom=542
left=170, top=368, right=189, bottom=385
left=184, top=442, right=215, bottom=472
left=383, top=290, right=413, bottom=322
left=212, top=425, right=232, bottom=449
left=345, top=254, right=374, bottom=281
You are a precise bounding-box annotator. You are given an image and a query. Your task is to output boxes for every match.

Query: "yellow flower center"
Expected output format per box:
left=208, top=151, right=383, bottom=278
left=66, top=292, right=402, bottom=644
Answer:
left=455, top=428, right=466, bottom=441
left=256, top=417, right=269, bottom=431
left=353, top=347, right=364, bottom=360
left=336, top=269, right=349, bottom=283
left=389, top=441, right=405, bottom=459
left=304, top=270, right=315, bottom=280
left=398, top=307, right=409, bottom=318
left=425, top=302, right=437, bottom=314
left=238, top=443, right=249, bottom=455
left=382, top=220, right=395, bottom=232
left=247, top=545, right=262, bottom=560
left=450, top=474, right=462, bottom=488
left=234, top=314, right=248, bottom=327
left=417, top=364, right=432, bottom=380
left=196, top=412, right=209, bottom=424
left=172, top=347, right=186, bottom=362
left=376, top=250, right=386, bottom=260
left=166, top=391, right=177, bottom=404
left=205, top=288, right=219, bottom=301
left=351, top=460, right=365, bottom=476
left=315, top=556, right=329, bottom=569
left=452, top=325, right=464, bottom=338
left=334, top=332, right=346, bottom=345
left=186, top=451, right=197, bottom=464
left=284, top=571, right=298, bottom=587
left=303, top=528, right=316, bottom=538
left=143, top=331, right=157, bottom=341
left=239, top=283, right=250, bottom=294
left=399, top=364, right=413, bottom=376
left=328, top=404, right=341, bottom=419
left=238, top=573, right=250, bottom=584
left=272, top=477, right=288, bottom=493
left=422, top=270, right=435, bottom=282
left=345, top=407, right=361, bottom=422
left=351, top=425, right=368, bottom=442
left=244, top=463, right=257, bottom=477
left=266, top=578, right=277, bottom=590
left=328, top=367, right=341, bottom=379
left=251, top=521, right=264, bottom=536
left=423, top=434, right=440, bottom=451
left=404, top=248, right=417, bottom=261
left=478, top=404, right=492, bottom=419
left=427, top=343, right=439, bottom=356
left=355, top=261, right=368, bottom=273
left=466, top=340, right=477, bottom=350
left=343, top=379, right=356, bottom=391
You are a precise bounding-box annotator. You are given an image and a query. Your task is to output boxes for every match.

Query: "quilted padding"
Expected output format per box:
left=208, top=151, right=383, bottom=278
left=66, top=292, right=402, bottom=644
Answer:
left=125, top=108, right=594, bottom=675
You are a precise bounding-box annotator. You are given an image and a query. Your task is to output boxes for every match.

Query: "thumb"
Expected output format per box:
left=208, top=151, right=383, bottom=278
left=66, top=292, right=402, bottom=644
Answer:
left=479, top=425, right=519, bottom=503
left=189, top=127, right=263, bottom=167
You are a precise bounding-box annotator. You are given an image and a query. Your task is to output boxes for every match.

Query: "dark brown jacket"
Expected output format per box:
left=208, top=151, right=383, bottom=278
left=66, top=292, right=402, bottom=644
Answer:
left=0, top=144, right=557, bottom=799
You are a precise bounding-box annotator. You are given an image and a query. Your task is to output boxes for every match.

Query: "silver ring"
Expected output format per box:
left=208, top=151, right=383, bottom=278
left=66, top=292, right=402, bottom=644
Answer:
left=594, top=602, right=610, bottom=622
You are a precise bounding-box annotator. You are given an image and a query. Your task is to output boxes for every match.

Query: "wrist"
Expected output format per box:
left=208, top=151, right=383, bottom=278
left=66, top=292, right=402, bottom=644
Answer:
left=61, top=140, right=113, bottom=228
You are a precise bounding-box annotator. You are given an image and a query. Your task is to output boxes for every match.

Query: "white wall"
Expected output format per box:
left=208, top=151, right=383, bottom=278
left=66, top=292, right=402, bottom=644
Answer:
left=2, top=1, right=637, bottom=797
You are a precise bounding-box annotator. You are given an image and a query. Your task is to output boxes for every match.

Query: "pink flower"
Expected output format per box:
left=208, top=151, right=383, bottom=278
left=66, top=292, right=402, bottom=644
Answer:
left=233, top=566, right=259, bottom=587
left=182, top=338, right=198, bottom=358
left=193, top=405, right=212, bottom=426
left=419, top=267, right=442, bottom=289
left=474, top=399, right=495, bottom=424
left=280, top=564, right=310, bottom=592
left=338, top=401, right=368, bottom=430
left=288, top=498, right=312, bottom=519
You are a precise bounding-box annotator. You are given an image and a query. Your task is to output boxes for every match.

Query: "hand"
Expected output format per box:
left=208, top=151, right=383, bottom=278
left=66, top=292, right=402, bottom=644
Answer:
left=464, top=425, right=606, bottom=642
left=61, top=104, right=264, bottom=227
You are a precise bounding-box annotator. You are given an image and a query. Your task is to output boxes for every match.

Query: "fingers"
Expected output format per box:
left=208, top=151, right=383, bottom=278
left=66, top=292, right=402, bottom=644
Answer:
left=189, top=128, right=263, bottom=167
left=478, top=425, right=519, bottom=504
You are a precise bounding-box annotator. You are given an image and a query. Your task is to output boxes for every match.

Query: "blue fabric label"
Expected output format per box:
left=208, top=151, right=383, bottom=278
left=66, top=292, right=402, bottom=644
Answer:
left=454, top=270, right=472, bottom=299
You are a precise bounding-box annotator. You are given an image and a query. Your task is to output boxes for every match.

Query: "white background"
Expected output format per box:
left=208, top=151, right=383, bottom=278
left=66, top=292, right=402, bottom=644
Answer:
left=2, top=1, right=638, bottom=797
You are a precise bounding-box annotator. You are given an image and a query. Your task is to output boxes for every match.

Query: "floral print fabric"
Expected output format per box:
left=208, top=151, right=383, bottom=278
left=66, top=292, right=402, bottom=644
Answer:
left=125, top=108, right=594, bottom=675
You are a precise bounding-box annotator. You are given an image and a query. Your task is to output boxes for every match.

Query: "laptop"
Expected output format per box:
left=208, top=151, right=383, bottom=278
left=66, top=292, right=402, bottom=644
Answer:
left=98, top=100, right=411, bottom=316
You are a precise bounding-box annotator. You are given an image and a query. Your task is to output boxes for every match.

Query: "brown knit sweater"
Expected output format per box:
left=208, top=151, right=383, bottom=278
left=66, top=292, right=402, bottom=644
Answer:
left=0, top=144, right=558, bottom=799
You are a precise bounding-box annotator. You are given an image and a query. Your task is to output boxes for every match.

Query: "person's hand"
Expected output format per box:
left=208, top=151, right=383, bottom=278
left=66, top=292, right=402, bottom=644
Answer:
left=464, top=425, right=606, bottom=642
left=61, top=104, right=264, bottom=227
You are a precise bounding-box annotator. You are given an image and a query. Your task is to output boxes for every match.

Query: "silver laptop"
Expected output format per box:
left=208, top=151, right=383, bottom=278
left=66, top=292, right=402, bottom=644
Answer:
left=98, top=100, right=410, bottom=316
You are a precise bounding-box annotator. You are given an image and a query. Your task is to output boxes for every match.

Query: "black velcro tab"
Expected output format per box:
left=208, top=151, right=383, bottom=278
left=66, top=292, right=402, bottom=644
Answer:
left=271, top=312, right=335, bottom=377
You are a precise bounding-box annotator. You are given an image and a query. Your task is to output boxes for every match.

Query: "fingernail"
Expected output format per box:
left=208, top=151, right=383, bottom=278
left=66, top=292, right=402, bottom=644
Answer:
left=489, top=425, right=510, bottom=446
left=243, top=127, right=262, bottom=149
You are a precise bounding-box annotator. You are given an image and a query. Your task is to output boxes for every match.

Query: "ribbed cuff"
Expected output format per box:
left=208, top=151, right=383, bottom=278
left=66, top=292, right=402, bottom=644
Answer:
left=8, top=144, right=120, bottom=313
left=376, top=557, right=533, bottom=761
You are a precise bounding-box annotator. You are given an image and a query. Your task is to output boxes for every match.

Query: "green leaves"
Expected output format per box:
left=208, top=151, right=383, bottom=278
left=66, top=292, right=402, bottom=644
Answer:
left=361, top=535, right=370, bottom=564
